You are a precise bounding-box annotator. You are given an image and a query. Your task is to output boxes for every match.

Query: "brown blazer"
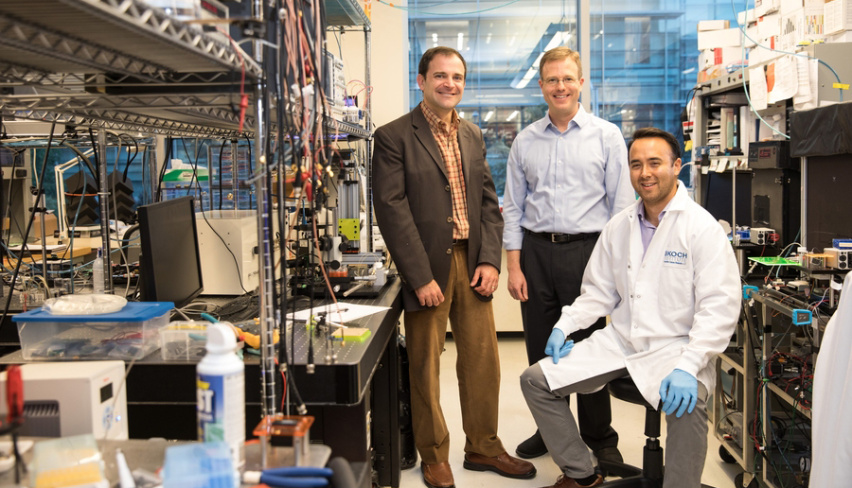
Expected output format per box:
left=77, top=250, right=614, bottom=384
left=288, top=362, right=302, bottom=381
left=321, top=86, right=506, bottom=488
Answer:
left=372, top=106, right=504, bottom=312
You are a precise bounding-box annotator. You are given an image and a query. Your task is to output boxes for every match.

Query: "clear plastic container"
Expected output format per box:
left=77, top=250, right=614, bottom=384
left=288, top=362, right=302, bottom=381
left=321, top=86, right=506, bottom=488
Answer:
left=160, top=321, right=209, bottom=360
left=29, top=434, right=108, bottom=488
left=162, top=442, right=237, bottom=488
left=12, top=302, right=174, bottom=360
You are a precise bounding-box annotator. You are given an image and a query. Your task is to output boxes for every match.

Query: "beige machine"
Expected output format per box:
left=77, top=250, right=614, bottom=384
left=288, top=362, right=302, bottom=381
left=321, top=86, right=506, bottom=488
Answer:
left=0, top=361, right=128, bottom=440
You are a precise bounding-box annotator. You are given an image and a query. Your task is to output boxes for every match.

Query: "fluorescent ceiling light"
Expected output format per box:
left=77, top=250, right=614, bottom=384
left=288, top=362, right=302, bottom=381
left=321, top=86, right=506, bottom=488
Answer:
left=457, top=33, right=464, bottom=51
left=506, top=110, right=519, bottom=122
left=545, top=31, right=565, bottom=51
left=483, top=110, right=494, bottom=122
left=486, top=33, right=492, bottom=44
left=432, top=33, right=438, bottom=41
left=459, top=111, right=465, bottom=118
left=512, top=68, right=538, bottom=90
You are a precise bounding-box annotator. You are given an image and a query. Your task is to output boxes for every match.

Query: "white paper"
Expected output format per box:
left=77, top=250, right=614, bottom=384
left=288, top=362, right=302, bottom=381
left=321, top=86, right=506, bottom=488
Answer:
left=286, top=302, right=390, bottom=324
left=768, top=55, right=798, bottom=104
left=793, top=54, right=813, bottom=105
left=749, top=66, right=769, bottom=110
left=7, top=243, right=67, bottom=252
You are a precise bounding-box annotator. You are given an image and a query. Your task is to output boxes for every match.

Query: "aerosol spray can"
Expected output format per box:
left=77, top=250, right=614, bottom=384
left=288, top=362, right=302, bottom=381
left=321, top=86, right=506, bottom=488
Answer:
left=197, top=322, right=245, bottom=469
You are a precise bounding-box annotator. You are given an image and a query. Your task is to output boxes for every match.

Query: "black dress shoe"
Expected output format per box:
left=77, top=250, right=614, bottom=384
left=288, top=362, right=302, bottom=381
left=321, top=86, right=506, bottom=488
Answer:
left=516, top=430, right=548, bottom=459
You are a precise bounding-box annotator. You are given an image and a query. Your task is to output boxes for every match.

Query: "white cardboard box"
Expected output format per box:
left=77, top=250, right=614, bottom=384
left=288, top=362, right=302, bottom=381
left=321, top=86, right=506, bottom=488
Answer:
left=757, top=12, right=782, bottom=37
left=698, top=27, right=744, bottom=49
left=739, top=9, right=758, bottom=25
left=825, top=0, right=852, bottom=34
left=699, top=47, right=747, bottom=68
left=698, top=19, right=731, bottom=31
left=755, top=0, right=782, bottom=17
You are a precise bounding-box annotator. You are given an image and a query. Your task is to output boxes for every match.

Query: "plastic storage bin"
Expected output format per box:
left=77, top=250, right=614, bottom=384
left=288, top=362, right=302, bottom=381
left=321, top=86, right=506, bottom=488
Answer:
left=159, top=321, right=209, bottom=360
left=12, top=302, right=174, bottom=360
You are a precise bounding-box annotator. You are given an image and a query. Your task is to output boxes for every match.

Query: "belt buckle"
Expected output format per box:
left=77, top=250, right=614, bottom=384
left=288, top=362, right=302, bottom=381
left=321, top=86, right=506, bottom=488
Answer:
left=551, top=233, right=563, bottom=243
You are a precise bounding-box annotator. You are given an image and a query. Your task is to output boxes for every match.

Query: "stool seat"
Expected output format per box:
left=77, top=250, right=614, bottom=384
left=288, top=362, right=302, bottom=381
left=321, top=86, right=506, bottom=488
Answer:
left=608, top=377, right=653, bottom=409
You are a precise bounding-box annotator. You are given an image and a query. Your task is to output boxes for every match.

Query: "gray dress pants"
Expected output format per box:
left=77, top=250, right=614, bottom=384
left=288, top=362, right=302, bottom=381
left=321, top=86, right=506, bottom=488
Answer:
left=520, top=362, right=709, bottom=488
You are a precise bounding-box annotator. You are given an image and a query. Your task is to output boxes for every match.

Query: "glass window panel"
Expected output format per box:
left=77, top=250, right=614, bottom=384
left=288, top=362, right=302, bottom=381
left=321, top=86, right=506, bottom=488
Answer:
left=409, top=0, right=740, bottom=196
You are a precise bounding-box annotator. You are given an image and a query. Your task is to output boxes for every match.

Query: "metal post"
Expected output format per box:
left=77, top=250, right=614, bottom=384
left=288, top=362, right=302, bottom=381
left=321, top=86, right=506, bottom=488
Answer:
left=365, top=25, right=373, bottom=252
left=97, top=130, right=113, bottom=293
left=251, top=0, right=278, bottom=429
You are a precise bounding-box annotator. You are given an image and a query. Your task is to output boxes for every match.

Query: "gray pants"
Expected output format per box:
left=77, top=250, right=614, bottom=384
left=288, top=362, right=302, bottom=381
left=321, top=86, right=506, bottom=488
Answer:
left=520, top=363, right=709, bottom=488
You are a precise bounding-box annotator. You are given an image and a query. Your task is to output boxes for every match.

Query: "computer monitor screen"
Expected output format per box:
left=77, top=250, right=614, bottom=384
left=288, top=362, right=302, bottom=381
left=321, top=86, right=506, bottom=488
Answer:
left=137, top=196, right=203, bottom=308
left=701, top=171, right=751, bottom=228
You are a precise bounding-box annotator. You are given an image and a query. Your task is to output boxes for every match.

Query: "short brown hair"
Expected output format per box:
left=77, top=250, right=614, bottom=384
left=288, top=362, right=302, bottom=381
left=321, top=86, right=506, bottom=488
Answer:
left=539, top=47, right=583, bottom=80
left=629, top=127, right=681, bottom=161
left=418, top=47, right=467, bottom=81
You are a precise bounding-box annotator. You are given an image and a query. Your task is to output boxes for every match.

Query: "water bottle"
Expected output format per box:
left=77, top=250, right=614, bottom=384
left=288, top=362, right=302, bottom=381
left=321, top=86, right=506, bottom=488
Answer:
left=197, top=322, right=245, bottom=469
left=92, top=248, right=104, bottom=294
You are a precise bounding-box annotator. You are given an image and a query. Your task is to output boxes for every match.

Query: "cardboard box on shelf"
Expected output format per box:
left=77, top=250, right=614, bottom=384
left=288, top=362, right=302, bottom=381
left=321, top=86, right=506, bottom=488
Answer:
left=699, top=47, right=747, bottom=69
left=825, top=0, right=852, bottom=34
left=755, top=0, right=782, bottom=17
left=698, top=27, right=744, bottom=49
left=698, top=19, right=731, bottom=31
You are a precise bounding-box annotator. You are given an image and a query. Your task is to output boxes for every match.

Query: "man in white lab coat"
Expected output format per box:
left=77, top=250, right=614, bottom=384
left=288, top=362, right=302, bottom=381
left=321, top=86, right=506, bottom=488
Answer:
left=521, top=127, right=741, bottom=488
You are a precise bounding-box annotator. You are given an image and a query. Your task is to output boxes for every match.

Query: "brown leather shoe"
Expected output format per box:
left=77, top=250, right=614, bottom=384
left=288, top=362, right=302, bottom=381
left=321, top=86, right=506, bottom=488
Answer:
left=463, top=451, right=537, bottom=479
left=421, top=461, right=455, bottom=488
left=538, top=474, right=603, bottom=488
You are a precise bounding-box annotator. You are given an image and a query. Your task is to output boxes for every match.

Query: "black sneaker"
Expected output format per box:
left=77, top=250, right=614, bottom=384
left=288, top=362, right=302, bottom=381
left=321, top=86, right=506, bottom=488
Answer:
left=515, top=430, right=548, bottom=459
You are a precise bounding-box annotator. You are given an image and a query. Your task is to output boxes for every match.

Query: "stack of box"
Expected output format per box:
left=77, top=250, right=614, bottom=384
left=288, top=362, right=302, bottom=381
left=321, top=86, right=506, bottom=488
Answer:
left=824, top=0, right=852, bottom=41
left=737, top=0, right=784, bottom=66
left=697, top=20, right=746, bottom=82
left=778, top=0, right=826, bottom=51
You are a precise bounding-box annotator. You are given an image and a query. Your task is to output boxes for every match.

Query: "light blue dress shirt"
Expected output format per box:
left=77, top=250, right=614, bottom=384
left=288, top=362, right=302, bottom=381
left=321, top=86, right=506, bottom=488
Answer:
left=502, top=105, right=636, bottom=250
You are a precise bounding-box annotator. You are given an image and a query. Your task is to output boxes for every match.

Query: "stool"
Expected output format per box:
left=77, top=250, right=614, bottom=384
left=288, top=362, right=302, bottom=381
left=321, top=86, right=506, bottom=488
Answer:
left=598, top=377, right=715, bottom=488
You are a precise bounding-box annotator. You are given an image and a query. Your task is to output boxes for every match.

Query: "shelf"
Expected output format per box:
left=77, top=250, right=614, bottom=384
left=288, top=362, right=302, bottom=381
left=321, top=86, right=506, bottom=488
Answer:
left=324, top=117, right=371, bottom=139
left=325, top=0, right=371, bottom=27
left=0, top=0, right=260, bottom=138
left=766, top=382, right=812, bottom=419
left=719, top=350, right=745, bottom=375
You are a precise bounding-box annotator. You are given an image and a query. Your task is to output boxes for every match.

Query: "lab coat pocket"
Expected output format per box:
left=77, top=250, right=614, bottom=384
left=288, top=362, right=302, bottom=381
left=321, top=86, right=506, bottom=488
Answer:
left=658, top=275, right=693, bottom=317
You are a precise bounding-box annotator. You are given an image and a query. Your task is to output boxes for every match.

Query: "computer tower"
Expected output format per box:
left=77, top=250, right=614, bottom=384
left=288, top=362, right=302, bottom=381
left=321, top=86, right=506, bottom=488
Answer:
left=751, top=168, right=801, bottom=248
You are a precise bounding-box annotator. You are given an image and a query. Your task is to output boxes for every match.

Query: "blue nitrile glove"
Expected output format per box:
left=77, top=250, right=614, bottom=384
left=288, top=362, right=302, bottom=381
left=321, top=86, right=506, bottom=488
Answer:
left=659, top=369, right=698, bottom=418
left=544, top=328, right=574, bottom=364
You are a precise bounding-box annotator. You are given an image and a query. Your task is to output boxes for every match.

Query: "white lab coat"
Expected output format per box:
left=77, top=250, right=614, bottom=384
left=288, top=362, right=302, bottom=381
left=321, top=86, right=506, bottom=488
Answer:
left=810, top=272, right=852, bottom=487
left=540, top=182, right=741, bottom=407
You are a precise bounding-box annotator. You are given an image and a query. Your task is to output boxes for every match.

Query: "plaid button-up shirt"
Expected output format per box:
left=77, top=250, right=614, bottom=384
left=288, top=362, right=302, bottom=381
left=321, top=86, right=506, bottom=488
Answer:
left=421, top=103, right=470, bottom=240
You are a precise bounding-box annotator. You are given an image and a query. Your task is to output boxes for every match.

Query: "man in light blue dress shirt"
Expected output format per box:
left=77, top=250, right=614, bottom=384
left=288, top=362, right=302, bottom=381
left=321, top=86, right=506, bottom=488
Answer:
left=502, top=47, right=635, bottom=473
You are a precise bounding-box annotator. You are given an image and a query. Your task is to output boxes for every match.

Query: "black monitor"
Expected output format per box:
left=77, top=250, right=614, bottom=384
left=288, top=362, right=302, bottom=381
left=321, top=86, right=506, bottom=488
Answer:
left=137, top=196, right=203, bottom=308
left=701, top=171, right=751, bottom=228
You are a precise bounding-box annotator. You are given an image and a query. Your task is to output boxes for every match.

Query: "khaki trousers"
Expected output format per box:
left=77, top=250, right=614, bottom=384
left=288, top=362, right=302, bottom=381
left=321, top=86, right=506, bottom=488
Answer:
left=403, top=243, right=505, bottom=464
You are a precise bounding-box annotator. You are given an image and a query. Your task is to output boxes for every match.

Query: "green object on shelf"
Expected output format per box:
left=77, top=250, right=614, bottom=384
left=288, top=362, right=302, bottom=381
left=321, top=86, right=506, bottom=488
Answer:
left=747, top=256, right=800, bottom=266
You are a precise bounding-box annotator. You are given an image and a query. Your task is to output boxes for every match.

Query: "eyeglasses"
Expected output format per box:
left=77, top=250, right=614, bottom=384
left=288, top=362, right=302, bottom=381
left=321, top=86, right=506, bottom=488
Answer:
left=543, top=77, right=577, bottom=87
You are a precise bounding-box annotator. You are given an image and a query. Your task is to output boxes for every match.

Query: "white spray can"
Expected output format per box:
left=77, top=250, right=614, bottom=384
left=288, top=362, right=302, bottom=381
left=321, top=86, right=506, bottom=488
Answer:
left=197, top=322, right=245, bottom=469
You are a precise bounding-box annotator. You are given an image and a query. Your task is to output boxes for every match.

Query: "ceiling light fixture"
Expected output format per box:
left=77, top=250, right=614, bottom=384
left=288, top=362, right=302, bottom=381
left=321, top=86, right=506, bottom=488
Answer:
left=483, top=110, right=495, bottom=122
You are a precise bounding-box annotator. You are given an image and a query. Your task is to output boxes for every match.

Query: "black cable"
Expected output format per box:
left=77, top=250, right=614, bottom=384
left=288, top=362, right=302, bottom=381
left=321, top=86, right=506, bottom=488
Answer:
left=87, top=128, right=101, bottom=187
left=120, top=133, right=139, bottom=180
left=244, top=133, right=253, bottom=208
left=1, top=124, right=59, bottom=323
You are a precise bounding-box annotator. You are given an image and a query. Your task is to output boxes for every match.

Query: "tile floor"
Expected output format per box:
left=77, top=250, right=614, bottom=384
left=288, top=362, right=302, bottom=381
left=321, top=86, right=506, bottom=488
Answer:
left=397, top=336, right=743, bottom=488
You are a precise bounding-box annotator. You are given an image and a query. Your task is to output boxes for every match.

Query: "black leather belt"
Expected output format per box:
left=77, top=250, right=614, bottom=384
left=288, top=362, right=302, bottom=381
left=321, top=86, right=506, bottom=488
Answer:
left=524, top=229, right=600, bottom=244
left=452, top=238, right=468, bottom=245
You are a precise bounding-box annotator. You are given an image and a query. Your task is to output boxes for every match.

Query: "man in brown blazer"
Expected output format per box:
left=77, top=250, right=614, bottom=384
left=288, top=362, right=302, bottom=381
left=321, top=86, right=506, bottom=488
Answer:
left=372, top=47, right=535, bottom=488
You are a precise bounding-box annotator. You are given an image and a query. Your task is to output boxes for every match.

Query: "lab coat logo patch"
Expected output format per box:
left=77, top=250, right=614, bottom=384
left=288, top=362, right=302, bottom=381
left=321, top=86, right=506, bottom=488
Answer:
left=663, top=250, right=688, bottom=265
